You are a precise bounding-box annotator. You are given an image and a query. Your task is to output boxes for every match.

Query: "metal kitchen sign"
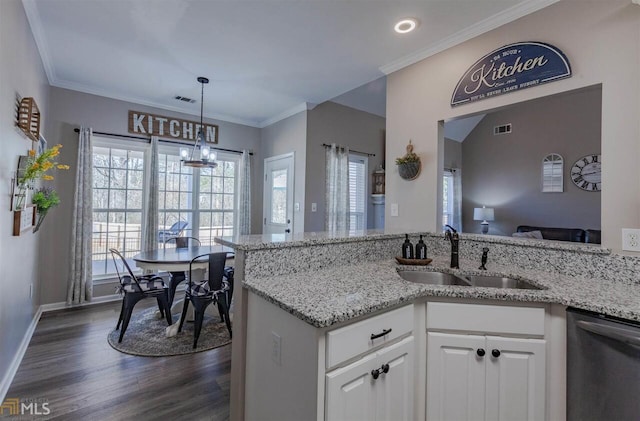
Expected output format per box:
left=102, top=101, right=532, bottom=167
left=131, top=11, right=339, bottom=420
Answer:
left=127, top=110, right=219, bottom=143
left=451, top=41, right=571, bottom=107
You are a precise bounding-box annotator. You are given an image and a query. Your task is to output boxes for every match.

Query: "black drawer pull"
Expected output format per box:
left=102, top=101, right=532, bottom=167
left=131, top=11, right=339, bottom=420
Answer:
left=370, top=328, right=392, bottom=340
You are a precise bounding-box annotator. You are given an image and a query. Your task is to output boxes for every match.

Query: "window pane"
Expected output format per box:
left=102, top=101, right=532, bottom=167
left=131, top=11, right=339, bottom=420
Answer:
left=93, top=168, right=109, bottom=188
left=223, top=194, right=234, bottom=210
left=271, top=169, right=287, bottom=224
left=224, top=178, right=235, bottom=194
left=93, top=189, right=108, bottom=209
left=199, top=194, right=212, bottom=210
left=127, top=170, right=144, bottom=189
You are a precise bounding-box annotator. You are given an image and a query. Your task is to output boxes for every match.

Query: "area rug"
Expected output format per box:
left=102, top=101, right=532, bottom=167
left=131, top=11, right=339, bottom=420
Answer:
left=107, top=307, right=232, bottom=357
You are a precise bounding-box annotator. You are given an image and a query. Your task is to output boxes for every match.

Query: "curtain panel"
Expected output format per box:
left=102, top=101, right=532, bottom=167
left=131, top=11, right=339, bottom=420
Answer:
left=143, top=136, right=159, bottom=255
left=68, top=127, right=93, bottom=305
left=238, top=150, right=252, bottom=235
left=325, top=144, right=350, bottom=232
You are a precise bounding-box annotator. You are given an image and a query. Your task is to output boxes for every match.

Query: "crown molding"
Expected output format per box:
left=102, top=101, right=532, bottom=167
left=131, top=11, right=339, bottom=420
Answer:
left=21, top=0, right=56, bottom=83
left=379, top=0, right=561, bottom=75
left=258, top=102, right=316, bottom=128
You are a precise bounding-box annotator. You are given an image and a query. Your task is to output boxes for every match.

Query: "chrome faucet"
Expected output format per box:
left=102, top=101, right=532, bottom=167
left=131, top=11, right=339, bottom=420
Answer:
left=444, top=224, right=459, bottom=269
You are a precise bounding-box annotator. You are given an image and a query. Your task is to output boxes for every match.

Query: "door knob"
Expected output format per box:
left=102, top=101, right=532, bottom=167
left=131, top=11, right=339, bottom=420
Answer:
left=476, top=348, right=486, bottom=357
left=285, top=229, right=291, bottom=233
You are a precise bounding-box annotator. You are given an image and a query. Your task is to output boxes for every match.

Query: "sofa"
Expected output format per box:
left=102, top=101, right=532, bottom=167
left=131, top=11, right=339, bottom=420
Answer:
left=516, top=225, right=601, bottom=244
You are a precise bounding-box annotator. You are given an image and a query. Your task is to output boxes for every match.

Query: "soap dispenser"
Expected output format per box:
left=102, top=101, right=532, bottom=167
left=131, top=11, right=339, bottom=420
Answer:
left=415, top=235, right=427, bottom=259
left=402, top=234, right=414, bottom=259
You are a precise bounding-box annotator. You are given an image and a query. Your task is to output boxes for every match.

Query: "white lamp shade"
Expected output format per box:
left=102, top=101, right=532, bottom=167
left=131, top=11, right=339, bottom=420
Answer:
left=474, top=207, right=495, bottom=221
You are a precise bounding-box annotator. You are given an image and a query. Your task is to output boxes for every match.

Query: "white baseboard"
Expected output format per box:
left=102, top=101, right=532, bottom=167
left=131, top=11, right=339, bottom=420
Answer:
left=0, top=306, right=42, bottom=403
left=39, top=293, right=122, bottom=313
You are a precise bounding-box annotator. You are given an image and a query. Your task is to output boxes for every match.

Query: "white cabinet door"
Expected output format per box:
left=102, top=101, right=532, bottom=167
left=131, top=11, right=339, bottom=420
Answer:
left=376, top=337, right=414, bottom=421
left=426, top=332, right=486, bottom=421
left=485, top=336, right=546, bottom=421
left=325, top=352, right=378, bottom=421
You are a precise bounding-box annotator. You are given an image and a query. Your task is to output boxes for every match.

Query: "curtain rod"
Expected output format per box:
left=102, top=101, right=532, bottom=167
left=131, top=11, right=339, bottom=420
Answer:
left=73, top=128, right=253, bottom=156
left=322, top=143, right=375, bottom=157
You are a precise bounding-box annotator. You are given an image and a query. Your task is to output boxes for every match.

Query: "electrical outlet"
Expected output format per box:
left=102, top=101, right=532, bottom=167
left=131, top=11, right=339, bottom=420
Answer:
left=311, top=203, right=317, bottom=212
left=271, top=331, right=282, bottom=365
left=622, top=229, right=640, bottom=251
left=294, top=202, right=300, bottom=211
left=391, top=203, right=399, bottom=217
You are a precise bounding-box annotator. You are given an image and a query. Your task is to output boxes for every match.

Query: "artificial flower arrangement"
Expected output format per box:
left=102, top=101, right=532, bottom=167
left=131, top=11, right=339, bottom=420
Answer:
left=14, top=144, right=69, bottom=231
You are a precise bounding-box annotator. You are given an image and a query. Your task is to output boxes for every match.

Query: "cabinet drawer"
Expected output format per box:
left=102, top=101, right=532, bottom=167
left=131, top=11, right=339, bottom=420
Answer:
left=427, top=302, right=544, bottom=336
left=326, top=305, right=413, bottom=368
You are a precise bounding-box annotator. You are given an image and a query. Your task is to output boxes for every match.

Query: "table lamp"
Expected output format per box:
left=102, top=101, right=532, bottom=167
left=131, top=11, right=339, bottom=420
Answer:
left=474, top=206, right=495, bottom=234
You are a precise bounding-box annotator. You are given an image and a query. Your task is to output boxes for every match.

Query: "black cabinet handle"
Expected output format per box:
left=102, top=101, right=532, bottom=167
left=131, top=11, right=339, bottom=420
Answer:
left=476, top=348, right=486, bottom=357
left=370, top=328, right=392, bottom=340
left=371, top=363, right=390, bottom=380
left=492, top=349, right=501, bottom=358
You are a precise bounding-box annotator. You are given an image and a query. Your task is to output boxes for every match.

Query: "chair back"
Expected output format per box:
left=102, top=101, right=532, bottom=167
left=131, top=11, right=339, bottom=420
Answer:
left=164, top=236, right=201, bottom=249
left=171, top=220, right=189, bottom=235
left=189, top=252, right=227, bottom=292
left=109, top=248, right=142, bottom=289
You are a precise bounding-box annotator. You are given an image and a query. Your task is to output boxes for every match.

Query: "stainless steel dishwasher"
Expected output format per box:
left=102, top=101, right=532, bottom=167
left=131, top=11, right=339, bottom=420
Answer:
left=567, top=307, right=640, bottom=420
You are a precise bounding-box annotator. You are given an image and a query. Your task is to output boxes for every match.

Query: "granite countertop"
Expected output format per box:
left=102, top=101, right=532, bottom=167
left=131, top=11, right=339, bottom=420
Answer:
left=243, top=256, right=640, bottom=328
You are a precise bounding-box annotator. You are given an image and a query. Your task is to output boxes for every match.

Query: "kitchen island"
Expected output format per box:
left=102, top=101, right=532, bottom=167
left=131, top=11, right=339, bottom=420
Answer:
left=217, top=231, right=640, bottom=421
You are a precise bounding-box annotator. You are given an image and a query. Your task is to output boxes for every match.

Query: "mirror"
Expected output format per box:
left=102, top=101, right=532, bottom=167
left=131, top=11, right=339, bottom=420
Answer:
left=443, top=85, right=602, bottom=242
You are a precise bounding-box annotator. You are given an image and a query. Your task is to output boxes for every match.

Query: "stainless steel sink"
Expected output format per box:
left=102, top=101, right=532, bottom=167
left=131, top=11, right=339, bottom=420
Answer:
left=397, top=271, right=544, bottom=290
left=397, top=270, right=471, bottom=286
left=463, top=275, right=543, bottom=290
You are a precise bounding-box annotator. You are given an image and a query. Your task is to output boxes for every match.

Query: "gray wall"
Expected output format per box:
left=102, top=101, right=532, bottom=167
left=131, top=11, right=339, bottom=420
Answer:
left=41, top=87, right=263, bottom=304
left=458, top=86, right=601, bottom=235
left=305, top=101, right=386, bottom=232
left=0, top=0, right=50, bottom=393
left=443, top=138, right=462, bottom=170
left=260, top=111, right=307, bottom=234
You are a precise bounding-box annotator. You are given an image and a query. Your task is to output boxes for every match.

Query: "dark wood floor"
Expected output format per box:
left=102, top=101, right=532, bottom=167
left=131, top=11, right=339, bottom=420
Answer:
left=7, top=300, right=231, bottom=420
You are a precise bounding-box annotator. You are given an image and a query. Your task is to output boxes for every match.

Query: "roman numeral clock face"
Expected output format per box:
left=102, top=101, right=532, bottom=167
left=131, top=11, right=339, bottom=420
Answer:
left=571, top=154, right=601, bottom=191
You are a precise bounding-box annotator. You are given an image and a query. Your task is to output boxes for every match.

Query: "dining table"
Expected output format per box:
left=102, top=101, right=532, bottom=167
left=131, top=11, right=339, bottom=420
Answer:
left=132, top=244, right=235, bottom=337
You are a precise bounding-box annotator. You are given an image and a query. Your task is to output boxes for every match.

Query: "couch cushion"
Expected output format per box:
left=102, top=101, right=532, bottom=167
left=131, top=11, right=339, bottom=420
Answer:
left=516, top=225, right=586, bottom=242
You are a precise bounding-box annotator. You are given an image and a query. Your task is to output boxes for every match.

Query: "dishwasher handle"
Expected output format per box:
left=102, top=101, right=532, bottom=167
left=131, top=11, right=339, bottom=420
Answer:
left=576, top=320, right=640, bottom=348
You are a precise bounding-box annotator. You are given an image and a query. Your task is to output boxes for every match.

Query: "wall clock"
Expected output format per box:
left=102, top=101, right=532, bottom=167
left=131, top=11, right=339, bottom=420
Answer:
left=571, top=154, right=601, bottom=191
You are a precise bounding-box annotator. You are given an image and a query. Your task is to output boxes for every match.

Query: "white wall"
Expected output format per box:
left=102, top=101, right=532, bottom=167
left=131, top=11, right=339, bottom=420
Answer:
left=0, top=0, right=50, bottom=393
left=260, top=111, right=307, bottom=234
left=41, top=87, right=263, bottom=304
left=386, top=0, right=640, bottom=251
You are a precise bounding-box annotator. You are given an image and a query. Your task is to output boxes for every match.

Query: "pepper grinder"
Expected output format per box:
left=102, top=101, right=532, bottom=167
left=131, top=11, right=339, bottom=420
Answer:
left=479, top=247, right=489, bottom=270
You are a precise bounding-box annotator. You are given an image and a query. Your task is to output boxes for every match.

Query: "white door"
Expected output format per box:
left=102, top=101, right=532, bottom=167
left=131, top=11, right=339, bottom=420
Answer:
left=376, top=337, right=414, bottom=421
left=263, top=153, right=294, bottom=235
left=325, top=352, right=378, bottom=421
left=426, top=332, right=486, bottom=421
left=485, top=336, right=546, bottom=421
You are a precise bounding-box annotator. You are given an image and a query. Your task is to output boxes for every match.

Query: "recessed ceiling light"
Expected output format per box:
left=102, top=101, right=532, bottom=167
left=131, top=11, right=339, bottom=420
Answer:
left=394, top=18, right=418, bottom=34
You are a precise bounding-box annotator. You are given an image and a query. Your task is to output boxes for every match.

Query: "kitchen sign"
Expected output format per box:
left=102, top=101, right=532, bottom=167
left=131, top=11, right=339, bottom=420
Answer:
left=451, top=41, right=571, bottom=107
left=127, top=110, right=219, bottom=143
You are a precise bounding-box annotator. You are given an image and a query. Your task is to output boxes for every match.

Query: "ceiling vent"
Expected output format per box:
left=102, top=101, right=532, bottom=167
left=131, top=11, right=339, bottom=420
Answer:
left=493, top=123, right=512, bottom=135
left=174, top=95, right=196, bottom=104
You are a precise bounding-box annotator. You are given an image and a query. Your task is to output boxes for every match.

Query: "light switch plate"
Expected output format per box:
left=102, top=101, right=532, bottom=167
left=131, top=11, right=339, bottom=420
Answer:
left=622, top=228, right=640, bottom=251
left=311, top=203, right=317, bottom=212
left=294, top=202, right=300, bottom=211
left=391, top=203, right=399, bottom=217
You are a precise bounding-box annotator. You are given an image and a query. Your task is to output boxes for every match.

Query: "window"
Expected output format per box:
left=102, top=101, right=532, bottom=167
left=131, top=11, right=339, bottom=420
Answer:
left=92, top=140, right=146, bottom=276
left=542, top=153, right=564, bottom=192
left=349, top=155, right=368, bottom=231
left=442, top=170, right=454, bottom=228
left=92, top=139, right=239, bottom=278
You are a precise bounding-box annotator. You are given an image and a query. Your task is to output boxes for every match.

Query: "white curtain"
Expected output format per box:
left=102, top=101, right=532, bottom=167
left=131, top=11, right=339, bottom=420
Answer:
left=238, top=150, right=252, bottom=235
left=68, top=127, right=93, bottom=305
left=452, top=168, right=463, bottom=232
left=143, top=136, right=159, bottom=254
left=325, top=144, right=350, bottom=232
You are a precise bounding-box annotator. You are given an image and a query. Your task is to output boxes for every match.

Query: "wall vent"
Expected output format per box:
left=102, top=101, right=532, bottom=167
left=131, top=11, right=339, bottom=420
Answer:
left=174, top=95, right=196, bottom=103
left=493, top=123, right=512, bottom=135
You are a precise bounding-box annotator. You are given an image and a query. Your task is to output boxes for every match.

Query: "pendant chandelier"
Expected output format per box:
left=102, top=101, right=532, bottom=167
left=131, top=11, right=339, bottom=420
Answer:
left=180, top=76, right=217, bottom=168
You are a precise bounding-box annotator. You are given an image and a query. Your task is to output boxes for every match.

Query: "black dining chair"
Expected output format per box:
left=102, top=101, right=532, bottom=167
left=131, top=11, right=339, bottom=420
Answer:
left=163, top=236, right=201, bottom=307
left=109, top=248, right=173, bottom=343
left=178, top=252, right=232, bottom=348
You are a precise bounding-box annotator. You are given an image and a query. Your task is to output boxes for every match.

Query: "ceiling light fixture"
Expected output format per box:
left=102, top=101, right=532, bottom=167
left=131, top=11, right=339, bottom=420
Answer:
left=180, top=76, right=217, bottom=168
left=394, top=18, right=418, bottom=34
